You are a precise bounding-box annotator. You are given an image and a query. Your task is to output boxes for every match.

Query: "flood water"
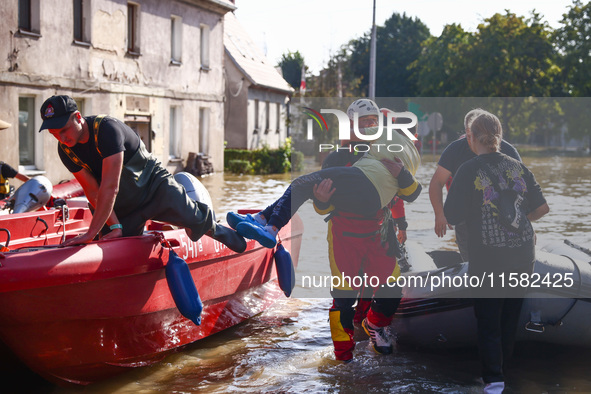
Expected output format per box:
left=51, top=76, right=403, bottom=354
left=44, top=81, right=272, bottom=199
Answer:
left=20, top=154, right=591, bottom=393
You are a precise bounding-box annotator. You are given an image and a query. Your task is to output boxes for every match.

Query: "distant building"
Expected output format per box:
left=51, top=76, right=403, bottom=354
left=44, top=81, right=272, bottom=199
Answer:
left=0, top=0, right=235, bottom=185
left=224, top=12, right=293, bottom=150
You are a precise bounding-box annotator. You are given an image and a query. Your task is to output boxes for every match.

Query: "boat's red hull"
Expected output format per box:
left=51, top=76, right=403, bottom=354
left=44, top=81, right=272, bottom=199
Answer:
left=0, top=209, right=303, bottom=385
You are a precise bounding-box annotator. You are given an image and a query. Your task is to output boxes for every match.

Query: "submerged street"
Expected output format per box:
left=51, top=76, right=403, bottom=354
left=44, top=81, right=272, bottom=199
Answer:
left=32, top=153, right=590, bottom=393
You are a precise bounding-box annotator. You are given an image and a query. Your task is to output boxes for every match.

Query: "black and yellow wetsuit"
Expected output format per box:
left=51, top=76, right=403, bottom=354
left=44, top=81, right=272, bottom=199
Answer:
left=0, top=162, right=19, bottom=199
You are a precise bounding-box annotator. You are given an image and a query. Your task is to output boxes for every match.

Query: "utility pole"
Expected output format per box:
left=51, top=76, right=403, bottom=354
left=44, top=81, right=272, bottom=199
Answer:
left=337, top=62, right=343, bottom=98
left=368, top=0, right=377, bottom=100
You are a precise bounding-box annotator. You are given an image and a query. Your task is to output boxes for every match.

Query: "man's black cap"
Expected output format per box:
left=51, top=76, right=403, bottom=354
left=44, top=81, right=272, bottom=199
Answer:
left=39, top=95, right=78, bottom=132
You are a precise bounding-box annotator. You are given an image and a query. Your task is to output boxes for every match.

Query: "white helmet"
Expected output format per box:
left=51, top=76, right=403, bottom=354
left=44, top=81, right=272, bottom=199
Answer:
left=347, top=99, right=380, bottom=121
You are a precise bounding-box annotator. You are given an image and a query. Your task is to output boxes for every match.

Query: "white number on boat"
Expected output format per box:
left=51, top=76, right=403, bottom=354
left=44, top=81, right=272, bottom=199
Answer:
left=179, top=233, right=202, bottom=260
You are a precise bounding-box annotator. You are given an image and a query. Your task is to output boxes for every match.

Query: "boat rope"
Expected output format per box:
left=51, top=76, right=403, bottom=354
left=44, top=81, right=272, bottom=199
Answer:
left=564, top=239, right=591, bottom=259
left=156, top=231, right=172, bottom=250
left=543, top=254, right=581, bottom=327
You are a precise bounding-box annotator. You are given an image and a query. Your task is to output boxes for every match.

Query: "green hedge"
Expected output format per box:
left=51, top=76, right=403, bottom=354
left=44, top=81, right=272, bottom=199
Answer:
left=224, top=138, right=304, bottom=174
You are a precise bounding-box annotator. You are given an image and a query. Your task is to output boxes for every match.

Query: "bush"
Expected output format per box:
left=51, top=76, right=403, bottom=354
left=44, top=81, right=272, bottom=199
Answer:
left=291, top=151, right=305, bottom=172
left=224, top=138, right=303, bottom=174
left=227, top=160, right=253, bottom=175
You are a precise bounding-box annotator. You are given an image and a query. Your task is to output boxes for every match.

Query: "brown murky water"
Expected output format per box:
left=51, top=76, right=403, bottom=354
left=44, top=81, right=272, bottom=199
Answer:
left=14, top=154, right=591, bottom=393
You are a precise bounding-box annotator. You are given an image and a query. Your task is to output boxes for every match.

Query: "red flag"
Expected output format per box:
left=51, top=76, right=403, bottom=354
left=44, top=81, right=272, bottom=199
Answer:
left=299, top=65, right=306, bottom=95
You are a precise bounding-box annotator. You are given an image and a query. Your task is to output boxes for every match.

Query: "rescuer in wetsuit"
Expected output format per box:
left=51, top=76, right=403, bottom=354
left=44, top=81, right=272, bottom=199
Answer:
left=229, top=99, right=421, bottom=361
left=0, top=119, right=31, bottom=199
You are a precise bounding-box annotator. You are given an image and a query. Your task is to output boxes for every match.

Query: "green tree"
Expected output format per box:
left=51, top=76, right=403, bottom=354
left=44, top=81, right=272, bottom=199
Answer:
left=415, top=12, right=559, bottom=99
left=278, top=51, right=305, bottom=91
left=466, top=12, right=559, bottom=98
left=470, top=12, right=561, bottom=140
left=554, top=0, right=591, bottom=97
left=306, top=45, right=363, bottom=97
left=348, top=12, right=431, bottom=97
left=412, top=24, right=472, bottom=97
left=414, top=12, right=560, bottom=141
left=561, top=97, right=591, bottom=148
left=554, top=1, right=591, bottom=148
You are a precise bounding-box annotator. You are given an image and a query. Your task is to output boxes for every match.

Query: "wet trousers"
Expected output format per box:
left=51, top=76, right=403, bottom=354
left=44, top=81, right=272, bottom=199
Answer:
left=115, top=144, right=213, bottom=241
left=474, top=297, right=524, bottom=384
left=330, top=287, right=402, bottom=361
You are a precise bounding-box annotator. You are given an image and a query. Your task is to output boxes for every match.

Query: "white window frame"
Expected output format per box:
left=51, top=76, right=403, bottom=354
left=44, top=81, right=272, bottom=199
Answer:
left=171, top=15, right=182, bottom=64
left=199, top=108, right=210, bottom=155
left=73, top=0, right=91, bottom=44
left=72, top=98, right=86, bottom=117
left=18, top=96, right=43, bottom=172
left=200, top=24, right=210, bottom=70
left=254, top=99, right=259, bottom=133
left=127, top=2, right=141, bottom=55
left=265, top=101, right=271, bottom=134
left=169, top=106, right=181, bottom=159
left=276, top=103, right=281, bottom=133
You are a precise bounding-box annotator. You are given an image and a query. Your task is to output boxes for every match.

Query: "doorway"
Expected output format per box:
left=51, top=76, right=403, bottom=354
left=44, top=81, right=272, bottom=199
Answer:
left=125, top=115, right=152, bottom=152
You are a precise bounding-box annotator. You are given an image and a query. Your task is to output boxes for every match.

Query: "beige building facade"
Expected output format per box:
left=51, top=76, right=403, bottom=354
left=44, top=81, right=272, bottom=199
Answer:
left=0, top=0, right=235, bottom=186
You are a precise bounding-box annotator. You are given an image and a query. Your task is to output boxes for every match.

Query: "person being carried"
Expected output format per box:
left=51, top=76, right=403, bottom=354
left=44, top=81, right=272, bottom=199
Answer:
left=429, top=108, right=522, bottom=261
left=443, top=112, right=549, bottom=394
left=0, top=119, right=31, bottom=199
left=227, top=99, right=422, bottom=249
left=39, top=95, right=246, bottom=252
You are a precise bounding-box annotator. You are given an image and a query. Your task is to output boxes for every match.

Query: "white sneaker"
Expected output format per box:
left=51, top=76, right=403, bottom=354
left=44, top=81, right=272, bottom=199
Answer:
left=362, top=318, right=393, bottom=355
left=483, top=381, right=504, bottom=394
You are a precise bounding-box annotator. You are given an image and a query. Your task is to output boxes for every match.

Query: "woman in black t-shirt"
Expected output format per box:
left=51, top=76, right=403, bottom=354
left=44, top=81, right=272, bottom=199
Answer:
left=443, top=112, right=549, bottom=393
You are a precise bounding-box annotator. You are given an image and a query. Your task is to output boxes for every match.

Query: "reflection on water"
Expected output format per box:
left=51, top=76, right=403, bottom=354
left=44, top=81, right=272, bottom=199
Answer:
left=34, top=155, right=591, bottom=392
left=200, top=155, right=591, bottom=255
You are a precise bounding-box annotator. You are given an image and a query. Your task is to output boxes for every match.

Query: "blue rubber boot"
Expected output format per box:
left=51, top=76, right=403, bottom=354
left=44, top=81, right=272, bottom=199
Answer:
left=226, top=212, right=261, bottom=230
left=236, top=222, right=277, bottom=248
left=209, top=223, right=247, bottom=253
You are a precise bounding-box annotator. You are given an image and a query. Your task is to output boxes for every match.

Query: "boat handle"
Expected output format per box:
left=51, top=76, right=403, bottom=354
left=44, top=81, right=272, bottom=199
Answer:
left=0, top=228, right=10, bottom=251
left=53, top=199, right=69, bottom=244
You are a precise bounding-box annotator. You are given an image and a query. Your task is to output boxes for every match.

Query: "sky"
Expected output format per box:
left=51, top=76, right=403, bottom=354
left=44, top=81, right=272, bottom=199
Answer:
left=234, top=0, right=576, bottom=74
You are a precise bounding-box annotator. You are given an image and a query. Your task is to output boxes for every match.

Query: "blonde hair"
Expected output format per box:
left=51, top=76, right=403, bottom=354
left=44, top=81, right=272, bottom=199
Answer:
left=470, top=112, right=502, bottom=151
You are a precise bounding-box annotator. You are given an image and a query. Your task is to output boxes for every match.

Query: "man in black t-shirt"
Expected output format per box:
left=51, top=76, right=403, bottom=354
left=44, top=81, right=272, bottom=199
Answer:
left=429, top=109, right=521, bottom=261
left=39, top=95, right=246, bottom=253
